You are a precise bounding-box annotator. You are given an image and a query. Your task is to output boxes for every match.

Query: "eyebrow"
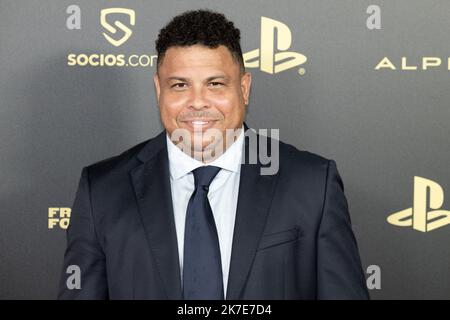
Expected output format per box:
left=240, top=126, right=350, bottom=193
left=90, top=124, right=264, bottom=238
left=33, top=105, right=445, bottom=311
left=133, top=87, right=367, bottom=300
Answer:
left=166, top=75, right=229, bottom=83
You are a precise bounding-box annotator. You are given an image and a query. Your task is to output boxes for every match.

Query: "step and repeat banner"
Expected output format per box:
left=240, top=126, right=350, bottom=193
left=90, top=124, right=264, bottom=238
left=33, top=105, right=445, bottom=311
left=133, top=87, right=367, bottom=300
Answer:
left=1, top=0, right=449, bottom=299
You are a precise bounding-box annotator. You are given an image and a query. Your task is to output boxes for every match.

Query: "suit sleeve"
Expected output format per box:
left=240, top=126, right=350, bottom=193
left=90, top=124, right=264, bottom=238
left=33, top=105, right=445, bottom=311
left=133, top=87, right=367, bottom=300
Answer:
left=58, top=167, right=108, bottom=299
left=316, top=160, right=369, bottom=299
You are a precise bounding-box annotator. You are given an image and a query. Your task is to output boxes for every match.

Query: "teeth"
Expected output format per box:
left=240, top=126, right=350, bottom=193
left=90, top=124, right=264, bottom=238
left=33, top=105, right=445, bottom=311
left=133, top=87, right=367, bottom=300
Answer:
left=191, top=121, right=209, bottom=125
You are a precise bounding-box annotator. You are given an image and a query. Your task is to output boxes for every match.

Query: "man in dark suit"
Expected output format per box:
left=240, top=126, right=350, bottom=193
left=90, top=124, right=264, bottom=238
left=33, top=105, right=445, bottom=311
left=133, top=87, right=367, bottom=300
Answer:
left=58, top=9, right=369, bottom=300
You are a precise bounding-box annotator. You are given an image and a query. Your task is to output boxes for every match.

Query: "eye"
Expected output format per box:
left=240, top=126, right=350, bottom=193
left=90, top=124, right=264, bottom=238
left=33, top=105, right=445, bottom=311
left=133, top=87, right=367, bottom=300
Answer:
left=171, top=83, right=187, bottom=89
left=209, top=82, right=224, bottom=87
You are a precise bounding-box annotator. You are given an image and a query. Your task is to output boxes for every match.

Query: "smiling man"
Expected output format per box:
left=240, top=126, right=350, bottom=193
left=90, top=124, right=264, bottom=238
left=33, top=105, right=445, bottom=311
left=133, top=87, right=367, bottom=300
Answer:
left=154, top=43, right=251, bottom=162
left=58, top=9, right=369, bottom=300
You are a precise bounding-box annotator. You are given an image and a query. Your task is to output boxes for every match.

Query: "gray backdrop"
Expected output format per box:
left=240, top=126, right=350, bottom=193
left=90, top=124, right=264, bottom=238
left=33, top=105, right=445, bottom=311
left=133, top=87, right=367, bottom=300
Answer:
left=1, top=0, right=449, bottom=299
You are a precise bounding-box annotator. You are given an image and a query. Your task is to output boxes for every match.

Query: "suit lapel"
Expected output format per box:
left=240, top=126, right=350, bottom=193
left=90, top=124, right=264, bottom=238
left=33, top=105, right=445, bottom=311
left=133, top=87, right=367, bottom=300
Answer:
left=130, top=131, right=182, bottom=299
left=226, top=125, right=279, bottom=300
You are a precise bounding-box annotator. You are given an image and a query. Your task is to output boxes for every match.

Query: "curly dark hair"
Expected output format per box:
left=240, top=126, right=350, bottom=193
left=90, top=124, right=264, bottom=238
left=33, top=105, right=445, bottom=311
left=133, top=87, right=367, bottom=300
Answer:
left=155, top=9, right=245, bottom=73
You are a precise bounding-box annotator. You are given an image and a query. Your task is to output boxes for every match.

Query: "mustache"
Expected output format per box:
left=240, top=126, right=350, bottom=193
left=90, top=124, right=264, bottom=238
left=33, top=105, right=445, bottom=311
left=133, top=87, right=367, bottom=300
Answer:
left=178, top=111, right=223, bottom=121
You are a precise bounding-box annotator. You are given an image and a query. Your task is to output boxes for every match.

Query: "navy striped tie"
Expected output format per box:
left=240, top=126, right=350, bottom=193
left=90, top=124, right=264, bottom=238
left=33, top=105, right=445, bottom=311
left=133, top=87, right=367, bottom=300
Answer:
left=183, top=165, right=224, bottom=300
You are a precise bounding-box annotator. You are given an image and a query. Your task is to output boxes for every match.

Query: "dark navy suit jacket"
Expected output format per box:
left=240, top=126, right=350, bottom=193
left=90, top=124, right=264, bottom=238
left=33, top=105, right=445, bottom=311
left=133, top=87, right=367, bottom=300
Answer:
left=58, top=123, right=369, bottom=299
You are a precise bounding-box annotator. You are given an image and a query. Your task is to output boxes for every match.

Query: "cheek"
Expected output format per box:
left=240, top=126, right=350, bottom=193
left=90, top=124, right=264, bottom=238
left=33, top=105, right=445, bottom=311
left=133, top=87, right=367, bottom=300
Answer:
left=211, top=94, right=242, bottom=119
left=160, top=95, right=187, bottom=121
left=161, top=92, right=188, bottom=110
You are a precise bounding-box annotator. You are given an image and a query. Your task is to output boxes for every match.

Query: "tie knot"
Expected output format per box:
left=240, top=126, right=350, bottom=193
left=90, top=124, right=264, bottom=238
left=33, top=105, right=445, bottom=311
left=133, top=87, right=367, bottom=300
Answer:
left=192, top=166, right=221, bottom=190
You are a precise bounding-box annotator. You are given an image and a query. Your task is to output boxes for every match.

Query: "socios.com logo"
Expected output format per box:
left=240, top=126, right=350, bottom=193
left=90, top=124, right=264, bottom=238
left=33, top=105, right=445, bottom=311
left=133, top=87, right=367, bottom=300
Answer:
left=244, top=17, right=307, bottom=75
left=387, top=176, right=450, bottom=232
left=68, top=7, right=156, bottom=67
left=100, top=8, right=135, bottom=47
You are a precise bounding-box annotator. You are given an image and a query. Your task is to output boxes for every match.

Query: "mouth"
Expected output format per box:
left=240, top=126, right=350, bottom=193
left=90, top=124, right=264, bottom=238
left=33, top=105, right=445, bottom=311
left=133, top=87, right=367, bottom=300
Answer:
left=181, top=119, right=220, bottom=131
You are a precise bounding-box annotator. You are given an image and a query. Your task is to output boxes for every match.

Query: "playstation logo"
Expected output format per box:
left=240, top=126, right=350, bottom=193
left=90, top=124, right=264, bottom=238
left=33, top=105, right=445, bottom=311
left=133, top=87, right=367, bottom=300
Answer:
left=243, top=17, right=307, bottom=75
left=387, top=176, right=450, bottom=232
left=101, top=8, right=135, bottom=47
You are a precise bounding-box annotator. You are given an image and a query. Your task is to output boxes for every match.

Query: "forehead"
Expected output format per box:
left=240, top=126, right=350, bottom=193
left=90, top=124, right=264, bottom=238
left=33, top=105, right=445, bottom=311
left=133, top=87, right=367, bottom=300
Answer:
left=158, top=44, right=240, bottom=76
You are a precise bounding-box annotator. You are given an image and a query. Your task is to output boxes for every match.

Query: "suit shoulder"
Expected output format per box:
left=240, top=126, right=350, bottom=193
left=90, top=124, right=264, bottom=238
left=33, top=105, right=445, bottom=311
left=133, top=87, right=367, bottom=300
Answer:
left=276, top=140, right=337, bottom=193
left=278, top=139, right=331, bottom=169
left=83, top=132, right=162, bottom=178
left=83, top=139, right=147, bottom=176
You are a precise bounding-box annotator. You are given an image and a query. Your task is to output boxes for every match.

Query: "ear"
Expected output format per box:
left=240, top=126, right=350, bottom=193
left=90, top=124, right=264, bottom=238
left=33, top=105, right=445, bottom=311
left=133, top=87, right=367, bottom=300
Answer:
left=153, top=73, right=161, bottom=103
left=240, top=72, right=252, bottom=106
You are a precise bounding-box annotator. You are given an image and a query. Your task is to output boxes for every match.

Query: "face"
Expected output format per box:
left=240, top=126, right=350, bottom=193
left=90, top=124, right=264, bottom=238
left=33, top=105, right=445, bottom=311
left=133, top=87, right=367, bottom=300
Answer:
left=153, top=44, right=251, bottom=158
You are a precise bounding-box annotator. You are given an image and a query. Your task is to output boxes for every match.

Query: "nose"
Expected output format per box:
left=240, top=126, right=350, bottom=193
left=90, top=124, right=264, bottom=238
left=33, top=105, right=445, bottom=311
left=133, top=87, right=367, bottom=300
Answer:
left=188, top=86, right=209, bottom=110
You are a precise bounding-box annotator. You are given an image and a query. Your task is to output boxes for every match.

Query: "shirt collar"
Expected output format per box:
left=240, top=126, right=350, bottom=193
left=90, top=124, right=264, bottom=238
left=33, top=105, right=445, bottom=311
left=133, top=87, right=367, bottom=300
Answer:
left=166, top=125, right=245, bottom=180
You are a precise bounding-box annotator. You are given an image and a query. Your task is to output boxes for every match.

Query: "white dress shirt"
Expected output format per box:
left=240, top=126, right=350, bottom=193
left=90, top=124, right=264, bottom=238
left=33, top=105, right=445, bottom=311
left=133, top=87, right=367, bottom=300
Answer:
left=166, top=125, right=244, bottom=297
